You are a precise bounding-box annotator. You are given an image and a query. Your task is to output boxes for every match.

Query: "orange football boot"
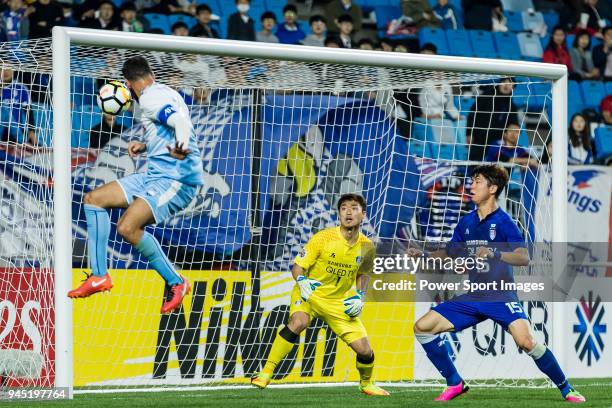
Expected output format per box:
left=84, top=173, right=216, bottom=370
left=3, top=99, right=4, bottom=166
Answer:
left=68, top=273, right=113, bottom=298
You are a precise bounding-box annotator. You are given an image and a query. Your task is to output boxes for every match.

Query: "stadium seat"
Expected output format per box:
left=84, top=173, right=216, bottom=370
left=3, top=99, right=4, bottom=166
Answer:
left=504, top=11, right=524, bottom=32
left=468, top=30, right=497, bottom=58
left=568, top=80, right=585, bottom=118
left=581, top=80, right=607, bottom=110
left=517, top=32, right=543, bottom=59
left=143, top=13, right=171, bottom=35
left=71, top=76, right=97, bottom=106
left=71, top=105, right=103, bottom=148
left=501, top=0, right=534, bottom=12
left=419, top=27, right=449, bottom=55
left=32, top=104, right=53, bottom=147
left=540, top=34, right=550, bottom=50
left=522, top=11, right=544, bottom=33
left=605, top=81, right=612, bottom=95
left=541, top=11, right=559, bottom=31
left=493, top=32, right=521, bottom=59
left=374, top=5, right=402, bottom=31
left=168, top=14, right=197, bottom=31
left=594, top=126, right=612, bottom=162
left=566, top=34, right=576, bottom=49
left=446, top=30, right=472, bottom=57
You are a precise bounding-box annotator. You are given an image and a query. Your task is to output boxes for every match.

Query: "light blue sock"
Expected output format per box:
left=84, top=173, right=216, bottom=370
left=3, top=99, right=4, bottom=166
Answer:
left=135, top=231, right=182, bottom=286
left=84, top=204, right=110, bottom=277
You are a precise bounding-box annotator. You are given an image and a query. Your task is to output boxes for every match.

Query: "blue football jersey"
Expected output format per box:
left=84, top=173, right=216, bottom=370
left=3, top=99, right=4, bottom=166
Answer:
left=448, top=207, right=525, bottom=300
left=136, top=82, right=204, bottom=186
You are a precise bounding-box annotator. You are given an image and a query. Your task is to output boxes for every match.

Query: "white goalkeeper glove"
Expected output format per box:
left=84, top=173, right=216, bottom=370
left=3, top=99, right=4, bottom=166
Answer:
left=296, top=275, right=321, bottom=301
left=343, top=290, right=365, bottom=317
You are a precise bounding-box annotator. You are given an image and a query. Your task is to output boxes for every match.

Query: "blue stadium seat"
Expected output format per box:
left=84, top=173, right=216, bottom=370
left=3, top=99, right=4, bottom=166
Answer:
left=71, top=105, right=103, bottom=148
left=419, top=27, right=448, bottom=55
left=541, top=11, right=559, bottom=31
left=517, top=32, right=543, bottom=60
left=71, top=76, right=97, bottom=106
left=568, top=80, right=585, bottom=119
left=505, top=11, right=524, bottom=32
left=594, top=125, right=612, bottom=162
left=566, top=34, right=576, bottom=49
left=540, top=34, right=550, bottom=50
left=493, top=32, right=521, bottom=59
left=168, top=14, right=197, bottom=31
left=446, top=30, right=472, bottom=57
left=468, top=30, right=496, bottom=58
left=513, top=81, right=549, bottom=111
left=501, top=0, right=534, bottom=12
left=522, top=11, right=544, bottom=33
left=374, top=6, right=402, bottom=31
left=32, top=104, right=53, bottom=147
left=605, top=81, right=612, bottom=95
left=143, top=13, right=171, bottom=34
left=581, top=80, right=607, bottom=110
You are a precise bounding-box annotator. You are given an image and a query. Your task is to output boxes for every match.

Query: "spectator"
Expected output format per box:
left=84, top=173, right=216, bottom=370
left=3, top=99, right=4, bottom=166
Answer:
left=400, top=0, right=441, bottom=29
left=88, top=113, right=123, bottom=149
left=325, top=0, right=362, bottom=35
left=276, top=4, right=305, bottom=45
left=358, top=38, right=374, bottom=50
left=394, top=43, right=409, bottom=52
left=138, top=0, right=182, bottom=14
left=379, top=38, right=394, bottom=52
left=576, top=0, right=609, bottom=38
left=567, top=113, right=594, bottom=164
left=335, top=14, right=354, bottom=48
left=418, top=82, right=461, bottom=120
left=302, top=15, right=326, bottom=47
left=119, top=2, right=143, bottom=33
left=171, top=21, right=189, bottom=36
left=433, top=0, right=461, bottom=30
left=192, top=87, right=210, bottom=106
left=467, top=78, right=518, bottom=161
left=592, top=26, right=612, bottom=79
left=0, top=68, right=36, bottom=145
left=600, top=94, right=612, bottom=124
left=227, top=0, right=255, bottom=42
left=257, top=11, right=279, bottom=43
left=0, top=0, right=29, bottom=41
left=28, top=0, right=63, bottom=39
left=570, top=30, right=600, bottom=80
left=462, top=0, right=502, bottom=31
left=79, top=1, right=119, bottom=30
left=420, top=42, right=438, bottom=54
left=485, top=123, right=539, bottom=168
left=543, top=26, right=575, bottom=74
left=324, top=37, right=341, bottom=47
left=190, top=4, right=219, bottom=38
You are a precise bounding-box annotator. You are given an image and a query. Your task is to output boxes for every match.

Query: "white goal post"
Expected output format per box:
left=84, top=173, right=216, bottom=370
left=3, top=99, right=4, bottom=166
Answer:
left=48, top=27, right=568, bottom=392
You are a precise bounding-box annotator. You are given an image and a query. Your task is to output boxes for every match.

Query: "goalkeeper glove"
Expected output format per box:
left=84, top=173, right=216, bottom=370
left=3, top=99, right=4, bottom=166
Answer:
left=344, top=290, right=365, bottom=317
left=296, top=275, right=321, bottom=301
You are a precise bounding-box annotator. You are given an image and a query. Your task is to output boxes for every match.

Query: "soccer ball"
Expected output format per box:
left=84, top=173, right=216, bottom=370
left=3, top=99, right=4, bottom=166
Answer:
left=96, top=81, right=131, bottom=115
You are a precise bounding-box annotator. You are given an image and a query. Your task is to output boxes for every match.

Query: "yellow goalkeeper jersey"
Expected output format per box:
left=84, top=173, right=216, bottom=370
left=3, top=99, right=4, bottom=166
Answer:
left=294, top=226, right=375, bottom=299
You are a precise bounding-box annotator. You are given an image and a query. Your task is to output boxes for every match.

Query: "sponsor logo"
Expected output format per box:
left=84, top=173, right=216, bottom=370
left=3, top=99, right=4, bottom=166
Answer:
left=91, top=278, right=107, bottom=288
left=573, top=291, right=607, bottom=366
left=355, top=256, right=361, bottom=265
left=571, top=170, right=601, bottom=189
left=299, top=248, right=306, bottom=258
left=330, top=252, right=336, bottom=258
left=489, top=224, right=496, bottom=240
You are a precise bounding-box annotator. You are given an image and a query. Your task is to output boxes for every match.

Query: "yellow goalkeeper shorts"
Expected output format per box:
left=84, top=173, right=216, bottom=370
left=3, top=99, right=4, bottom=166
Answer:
left=289, top=285, right=368, bottom=345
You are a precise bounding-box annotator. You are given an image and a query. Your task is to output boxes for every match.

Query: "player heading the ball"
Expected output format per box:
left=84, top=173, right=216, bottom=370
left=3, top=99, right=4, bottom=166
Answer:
left=408, top=164, right=585, bottom=403
left=68, top=56, right=204, bottom=314
left=251, top=193, right=389, bottom=396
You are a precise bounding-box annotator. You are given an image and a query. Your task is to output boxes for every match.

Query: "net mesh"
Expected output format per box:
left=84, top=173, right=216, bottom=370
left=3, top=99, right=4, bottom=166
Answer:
left=0, top=37, right=555, bottom=389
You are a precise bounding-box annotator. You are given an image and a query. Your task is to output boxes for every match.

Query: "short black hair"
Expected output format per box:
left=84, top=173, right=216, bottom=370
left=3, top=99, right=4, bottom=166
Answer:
left=337, top=193, right=367, bottom=212
left=196, top=4, right=212, bottom=14
left=261, top=11, right=276, bottom=22
left=99, top=0, right=114, bottom=8
left=120, top=1, right=136, bottom=12
left=309, top=14, right=326, bottom=25
left=172, top=21, right=189, bottom=32
left=337, top=14, right=353, bottom=24
left=235, top=0, right=249, bottom=3
left=357, top=38, right=374, bottom=47
left=283, top=4, right=297, bottom=14
left=122, top=56, right=153, bottom=81
left=420, top=42, right=437, bottom=54
left=324, top=36, right=341, bottom=47
left=471, top=165, right=509, bottom=198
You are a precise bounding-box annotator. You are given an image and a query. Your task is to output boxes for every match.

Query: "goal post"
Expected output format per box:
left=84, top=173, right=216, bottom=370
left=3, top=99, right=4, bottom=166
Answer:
left=41, top=27, right=570, bottom=391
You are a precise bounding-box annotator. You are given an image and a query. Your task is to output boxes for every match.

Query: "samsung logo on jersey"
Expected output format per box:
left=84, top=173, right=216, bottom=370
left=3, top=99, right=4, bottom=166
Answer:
left=567, top=189, right=602, bottom=213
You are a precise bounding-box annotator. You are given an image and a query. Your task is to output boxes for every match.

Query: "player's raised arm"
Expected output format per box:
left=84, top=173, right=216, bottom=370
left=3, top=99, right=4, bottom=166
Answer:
left=475, top=246, right=530, bottom=266
left=165, top=110, right=193, bottom=160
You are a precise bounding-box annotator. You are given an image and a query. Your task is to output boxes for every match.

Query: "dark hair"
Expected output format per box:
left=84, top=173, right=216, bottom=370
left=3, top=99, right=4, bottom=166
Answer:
left=357, top=38, right=374, bottom=48
left=337, top=14, right=353, bottom=24
left=235, top=0, right=249, bottom=3
left=309, top=14, right=326, bottom=25
left=572, top=29, right=591, bottom=50
left=337, top=193, right=367, bottom=212
left=546, top=25, right=567, bottom=52
left=603, top=26, right=612, bottom=36
left=122, top=56, right=153, bottom=81
left=420, top=42, right=437, bottom=54
left=196, top=4, right=212, bottom=14
left=172, top=21, right=189, bottom=32
left=283, top=4, right=297, bottom=14
left=324, top=36, right=341, bottom=47
left=99, top=0, right=114, bottom=8
left=569, top=113, right=592, bottom=150
left=471, top=165, right=509, bottom=198
left=261, top=11, right=276, bottom=22
left=120, top=1, right=136, bottom=12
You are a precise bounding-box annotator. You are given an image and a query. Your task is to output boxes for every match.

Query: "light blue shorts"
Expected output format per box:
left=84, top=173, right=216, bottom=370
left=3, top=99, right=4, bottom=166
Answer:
left=116, top=173, right=197, bottom=224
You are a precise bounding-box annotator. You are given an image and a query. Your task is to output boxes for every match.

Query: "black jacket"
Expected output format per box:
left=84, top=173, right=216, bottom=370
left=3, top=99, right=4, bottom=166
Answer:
left=227, top=12, right=255, bottom=41
left=189, top=23, right=219, bottom=38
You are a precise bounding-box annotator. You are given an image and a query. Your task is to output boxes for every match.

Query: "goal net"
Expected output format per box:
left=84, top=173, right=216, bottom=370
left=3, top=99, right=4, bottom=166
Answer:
left=0, top=32, right=563, bottom=391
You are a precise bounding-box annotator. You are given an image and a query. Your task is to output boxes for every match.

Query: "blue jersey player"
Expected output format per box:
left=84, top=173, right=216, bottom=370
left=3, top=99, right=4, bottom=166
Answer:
left=409, top=165, right=585, bottom=403
left=68, top=56, right=204, bottom=314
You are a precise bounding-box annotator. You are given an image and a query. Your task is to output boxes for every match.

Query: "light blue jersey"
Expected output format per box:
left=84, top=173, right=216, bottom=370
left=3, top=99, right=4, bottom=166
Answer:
left=137, top=82, right=204, bottom=186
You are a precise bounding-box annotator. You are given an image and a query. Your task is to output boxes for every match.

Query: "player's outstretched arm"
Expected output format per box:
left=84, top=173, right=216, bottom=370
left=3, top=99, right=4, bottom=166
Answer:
left=475, top=246, right=530, bottom=266
left=127, top=141, right=146, bottom=157
left=166, top=113, right=193, bottom=160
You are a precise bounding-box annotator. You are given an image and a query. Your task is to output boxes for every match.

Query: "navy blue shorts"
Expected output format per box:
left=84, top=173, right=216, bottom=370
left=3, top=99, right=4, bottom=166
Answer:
left=432, top=296, right=528, bottom=332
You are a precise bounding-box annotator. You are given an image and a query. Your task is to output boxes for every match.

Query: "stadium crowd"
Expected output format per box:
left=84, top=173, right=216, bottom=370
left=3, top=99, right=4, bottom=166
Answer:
left=0, top=0, right=610, bottom=164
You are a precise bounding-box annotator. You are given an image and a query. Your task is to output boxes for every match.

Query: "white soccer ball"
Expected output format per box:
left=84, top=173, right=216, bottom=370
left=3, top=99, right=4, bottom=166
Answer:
left=96, top=81, right=131, bottom=115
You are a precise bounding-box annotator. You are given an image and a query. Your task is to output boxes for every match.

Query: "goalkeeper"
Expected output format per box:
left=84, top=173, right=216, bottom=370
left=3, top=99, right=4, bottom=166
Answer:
left=251, top=194, right=389, bottom=396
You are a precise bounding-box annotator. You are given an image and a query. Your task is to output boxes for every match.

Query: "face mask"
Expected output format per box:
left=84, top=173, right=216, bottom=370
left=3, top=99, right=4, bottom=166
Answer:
left=237, top=4, right=250, bottom=13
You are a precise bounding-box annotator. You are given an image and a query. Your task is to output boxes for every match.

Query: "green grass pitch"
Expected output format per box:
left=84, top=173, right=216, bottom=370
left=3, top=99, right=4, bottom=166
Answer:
left=2, top=379, right=611, bottom=407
